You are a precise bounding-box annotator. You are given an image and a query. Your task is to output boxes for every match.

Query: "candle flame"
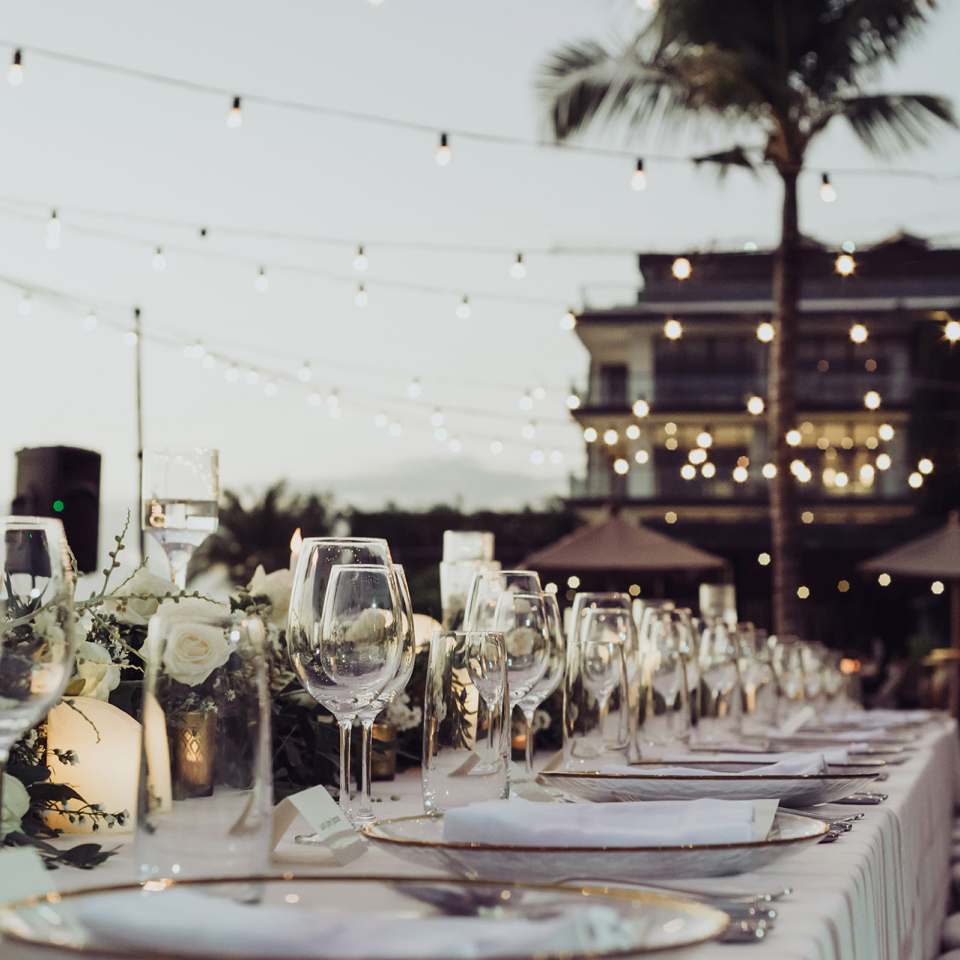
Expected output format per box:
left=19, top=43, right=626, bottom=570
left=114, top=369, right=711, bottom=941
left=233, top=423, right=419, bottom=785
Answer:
left=290, top=528, right=303, bottom=554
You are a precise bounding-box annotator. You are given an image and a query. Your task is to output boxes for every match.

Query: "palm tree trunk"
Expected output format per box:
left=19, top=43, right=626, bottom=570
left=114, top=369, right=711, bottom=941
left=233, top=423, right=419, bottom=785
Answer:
left=769, top=167, right=802, bottom=638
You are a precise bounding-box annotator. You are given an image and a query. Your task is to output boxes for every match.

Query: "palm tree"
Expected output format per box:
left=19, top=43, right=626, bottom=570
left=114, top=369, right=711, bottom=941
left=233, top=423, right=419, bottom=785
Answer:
left=539, top=0, right=955, bottom=637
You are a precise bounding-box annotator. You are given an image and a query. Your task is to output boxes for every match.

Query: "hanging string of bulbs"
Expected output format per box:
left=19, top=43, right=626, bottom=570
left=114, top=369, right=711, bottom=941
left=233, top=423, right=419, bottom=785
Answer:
left=2, top=42, right=958, bottom=193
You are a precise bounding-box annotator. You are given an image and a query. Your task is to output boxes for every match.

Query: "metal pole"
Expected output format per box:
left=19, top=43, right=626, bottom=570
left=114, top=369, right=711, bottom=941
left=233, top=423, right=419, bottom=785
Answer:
left=135, top=307, right=144, bottom=561
left=951, top=580, right=960, bottom=719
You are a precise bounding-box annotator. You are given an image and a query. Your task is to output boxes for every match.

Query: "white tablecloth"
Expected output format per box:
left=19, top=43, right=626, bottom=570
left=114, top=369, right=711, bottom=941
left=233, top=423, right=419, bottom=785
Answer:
left=3, top=721, right=959, bottom=960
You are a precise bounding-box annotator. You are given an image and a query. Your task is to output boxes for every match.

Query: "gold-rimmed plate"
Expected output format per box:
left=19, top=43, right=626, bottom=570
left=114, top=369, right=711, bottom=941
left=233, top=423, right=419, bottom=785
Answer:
left=0, top=875, right=728, bottom=960
left=540, top=764, right=879, bottom=806
left=361, top=813, right=827, bottom=882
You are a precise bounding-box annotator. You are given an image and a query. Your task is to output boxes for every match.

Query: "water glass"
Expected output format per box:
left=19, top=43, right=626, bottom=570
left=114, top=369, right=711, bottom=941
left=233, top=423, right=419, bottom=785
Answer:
left=637, top=610, right=690, bottom=755
left=136, top=604, right=272, bottom=882
left=422, top=631, right=509, bottom=813
left=696, top=619, right=742, bottom=743
left=562, top=610, right=631, bottom=768
left=736, top=623, right=777, bottom=732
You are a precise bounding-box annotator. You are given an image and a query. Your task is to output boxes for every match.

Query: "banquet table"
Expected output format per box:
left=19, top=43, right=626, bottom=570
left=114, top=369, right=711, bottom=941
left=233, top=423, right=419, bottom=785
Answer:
left=3, top=720, right=959, bottom=960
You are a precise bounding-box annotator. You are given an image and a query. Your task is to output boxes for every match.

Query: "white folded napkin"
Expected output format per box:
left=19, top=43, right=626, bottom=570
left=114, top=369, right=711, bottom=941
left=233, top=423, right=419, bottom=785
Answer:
left=76, top=889, right=636, bottom=959
left=661, top=748, right=851, bottom=765
left=813, top=709, right=931, bottom=728
left=443, top=797, right=772, bottom=847
left=767, top=728, right=889, bottom=742
left=601, top=753, right=828, bottom=777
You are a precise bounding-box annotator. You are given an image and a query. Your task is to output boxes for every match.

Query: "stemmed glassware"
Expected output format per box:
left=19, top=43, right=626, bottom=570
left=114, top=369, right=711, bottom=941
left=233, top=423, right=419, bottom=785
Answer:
left=467, top=633, right=509, bottom=756
left=464, top=570, right=541, bottom=631
left=514, top=592, right=565, bottom=775
left=638, top=609, right=691, bottom=753
left=353, top=565, right=416, bottom=824
left=579, top=609, right=630, bottom=738
left=0, top=517, right=77, bottom=817
left=141, top=447, right=219, bottom=587
left=288, top=539, right=401, bottom=824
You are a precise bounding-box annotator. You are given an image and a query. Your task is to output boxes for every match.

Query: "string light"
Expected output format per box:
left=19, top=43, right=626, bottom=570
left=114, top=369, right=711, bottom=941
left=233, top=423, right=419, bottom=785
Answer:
left=435, top=133, right=451, bottom=166
left=733, top=466, right=749, bottom=483
left=944, top=319, right=960, bottom=343
left=225, top=365, right=240, bottom=382
left=850, top=323, right=868, bottom=343
left=635, top=450, right=649, bottom=464
left=246, top=370, right=260, bottom=385
left=689, top=448, right=707, bottom=465
left=864, top=390, right=881, bottom=410
left=932, top=580, right=945, bottom=595
left=878, top=573, right=891, bottom=586
left=18, top=293, right=32, bottom=316
left=449, top=437, right=462, bottom=453
left=801, top=511, right=815, bottom=524
left=389, top=422, right=402, bottom=436
left=632, top=399, right=650, bottom=417
left=306, top=392, right=322, bottom=407
left=567, top=392, right=581, bottom=410
left=842, top=240, right=856, bottom=254
left=584, top=427, right=597, bottom=442
left=758, top=552, right=771, bottom=565
left=836, top=254, right=856, bottom=276
left=355, top=283, right=368, bottom=307
left=152, top=247, right=166, bottom=272
left=664, top=318, right=683, bottom=340
left=560, top=309, right=577, bottom=330
left=123, top=330, right=138, bottom=346
left=254, top=266, right=269, bottom=292
left=298, top=361, right=312, bottom=382
left=756, top=322, right=774, bottom=342
left=264, top=381, right=278, bottom=397
left=530, top=449, right=545, bottom=465
left=434, top=427, right=447, bottom=442
left=533, top=385, right=546, bottom=401
left=519, top=391, right=533, bottom=411
left=521, top=421, right=537, bottom=440
left=797, top=586, right=811, bottom=599
left=7, top=49, right=23, bottom=86
left=201, top=354, right=216, bottom=369
left=613, top=458, right=629, bottom=475
left=876, top=453, right=892, bottom=470
left=456, top=296, right=471, bottom=320
left=701, top=462, right=716, bottom=478
left=820, top=173, right=837, bottom=203
left=747, top=396, right=765, bottom=415
left=878, top=423, right=894, bottom=441
left=908, top=471, right=923, bottom=488
left=918, top=458, right=934, bottom=474
left=407, top=377, right=422, bottom=398
left=671, top=257, right=691, bottom=280
left=664, top=511, right=678, bottom=524
left=631, top=158, right=647, bottom=191
left=329, top=405, right=342, bottom=420
left=835, top=471, right=849, bottom=488
left=47, top=210, right=61, bottom=237
left=603, top=428, right=618, bottom=445
left=786, top=429, right=801, bottom=446
left=860, top=464, right=875, bottom=484
left=510, top=253, right=526, bottom=279
left=373, top=410, right=387, bottom=425
left=681, top=464, right=696, bottom=480
left=353, top=245, right=368, bottom=272
left=82, top=310, right=97, bottom=331
left=490, top=439, right=503, bottom=454
left=696, top=431, right=712, bottom=448
left=665, top=438, right=678, bottom=450
left=327, top=390, right=340, bottom=408
left=625, top=424, right=640, bottom=439
left=227, top=96, right=243, bottom=129
left=762, top=463, right=776, bottom=478
left=550, top=450, right=563, bottom=464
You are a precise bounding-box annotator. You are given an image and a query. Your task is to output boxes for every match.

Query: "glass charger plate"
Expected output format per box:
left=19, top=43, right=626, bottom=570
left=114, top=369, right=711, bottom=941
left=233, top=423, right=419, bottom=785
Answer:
left=361, top=813, right=827, bottom=882
left=0, top=875, right=728, bottom=960
left=540, top=764, right=879, bottom=806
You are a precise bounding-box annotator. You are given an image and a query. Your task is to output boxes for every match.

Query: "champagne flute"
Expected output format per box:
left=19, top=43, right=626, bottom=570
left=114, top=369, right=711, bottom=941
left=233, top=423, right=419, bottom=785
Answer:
left=142, top=447, right=219, bottom=588
left=515, top=592, right=565, bottom=775
left=353, top=564, right=416, bottom=824
left=288, top=539, right=399, bottom=823
left=0, top=517, right=77, bottom=819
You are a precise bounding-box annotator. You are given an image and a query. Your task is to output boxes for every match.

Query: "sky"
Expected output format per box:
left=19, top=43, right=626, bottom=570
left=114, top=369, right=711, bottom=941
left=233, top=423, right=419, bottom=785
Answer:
left=1, top=0, right=959, bottom=565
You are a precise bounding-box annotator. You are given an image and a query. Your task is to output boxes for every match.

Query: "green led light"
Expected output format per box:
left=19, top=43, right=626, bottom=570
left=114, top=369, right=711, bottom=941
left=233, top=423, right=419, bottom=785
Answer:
left=53, top=500, right=64, bottom=513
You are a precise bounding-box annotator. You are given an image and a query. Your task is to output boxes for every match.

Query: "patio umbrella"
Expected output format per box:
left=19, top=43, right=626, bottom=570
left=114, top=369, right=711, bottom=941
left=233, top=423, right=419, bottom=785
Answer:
left=859, top=510, right=960, bottom=711
left=522, top=512, right=726, bottom=573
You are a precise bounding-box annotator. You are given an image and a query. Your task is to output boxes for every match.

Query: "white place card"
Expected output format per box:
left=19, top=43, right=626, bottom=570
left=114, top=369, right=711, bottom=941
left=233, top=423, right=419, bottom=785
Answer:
left=0, top=846, right=54, bottom=904
left=271, top=786, right=367, bottom=866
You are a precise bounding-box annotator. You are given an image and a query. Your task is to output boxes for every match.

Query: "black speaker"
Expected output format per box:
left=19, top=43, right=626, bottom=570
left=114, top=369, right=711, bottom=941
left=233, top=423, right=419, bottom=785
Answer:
left=12, top=446, right=101, bottom=573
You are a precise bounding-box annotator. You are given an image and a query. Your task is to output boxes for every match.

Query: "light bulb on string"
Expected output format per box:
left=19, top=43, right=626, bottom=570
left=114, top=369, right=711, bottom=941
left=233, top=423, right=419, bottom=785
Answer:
left=510, top=252, right=526, bottom=279
left=533, top=385, right=546, bottom=401
left=388, top=422, right=402, bottom=437
left=327, top=390, right=340, bottom=408
left=82, top=310, right=97, bottom=331
left=308, top=393, right=323, bottom=408
left=201, top=354, right=216, bottom=370
left=945, top=320, right=960, bottom=343
left=663, top=318, right=683, bottom=340
left=355, top=284, right=368, bottom=307
left=519, top=391, right=533, bottom=411
left=152, top=247, right=166, bottom=272
left=18, top=293, right=32, bottom=316
left=530, top=449, right=545, bottom=465
left=430, top=409, right=444, bottom=427
left=633, top=399, right=650, bottom=417
left=8, top=49, right=23, bottom=86
left=298, top=361, right=312, bottom=382
left=757, top=322, right=774, bottom=342
left=353, top=245, right=368, bottom=272
left=836, top=254, right=855, bottom=276
left=567, top=393, right=580, bottom=410
left=435, top=133, right=451, bottom=166
left=671, top=257, right=691, bottom=280
left=490, top=439, right=503, bottom=454
left=434, top=427, right=447, bottom=442
left=449, top=437, right=462, bottom=453
left=456, top=296, right=471, bottom=320
left=225, top=365, right=240, bottom=382
left=550, top=450, right=563, bottom=464
left=631, top=158, right=647, bottom=191
left=47, top=210, right=61, bottom=237
left=820, top=173, right=837, bottom=203
left=374, top=411, right=388, bottom=426
left=850, top=323, right=868, bottom=343
left=560, top=308, right=577, bottom=330
left=227, top=96, right=243, bottom=129
left=522, top=421, right=536, bottom=440
left=264, top=381, right=278, bottom=397
left=246, top=369, right=259, bottom=385
left=254, top=267, right=269, bottom=292
left=123, top=330, right=138, bottom=347
left=407, top=377, right=421, bottom=398
left=747, top=396, right=765, bottom=415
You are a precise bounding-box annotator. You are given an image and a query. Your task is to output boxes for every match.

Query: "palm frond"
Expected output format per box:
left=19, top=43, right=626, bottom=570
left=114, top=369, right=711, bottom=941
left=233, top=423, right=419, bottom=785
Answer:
left=692, top=145, right=759, bottom=180
left=840, top=93, right=957, bottom=156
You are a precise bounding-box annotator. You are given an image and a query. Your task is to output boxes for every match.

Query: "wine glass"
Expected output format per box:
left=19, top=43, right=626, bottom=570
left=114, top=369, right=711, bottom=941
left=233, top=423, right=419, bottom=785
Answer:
left=579, top=609, right=630, bottom=738
left=514, top=592, right=565, bottom=776
left=288, top=541, right=400, bottom=823
left=353, top=564, right=416, bottom=824
left=638, top=610, right=691, bottom=753
left=464, top=570, right=541, bottom=630
left=492, top=591, right=550, bottom=707
left=467, top=632, right=509, bottom=756
left=142, top=447, right=219, bottom=587
left=696, top=618, right=742, bottom=743
left=0, top=517, right=77, bottom=818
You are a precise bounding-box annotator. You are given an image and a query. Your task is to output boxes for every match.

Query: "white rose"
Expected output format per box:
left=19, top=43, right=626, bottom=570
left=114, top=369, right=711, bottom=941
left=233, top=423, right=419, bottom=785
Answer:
left=151, top=597, right=232, bottom=687
left=105, top=567, right=176, bottom=626
left=74, top=641, right=121, bottom=701
left=0, top=773, right=30, bottom=839
left=247, top=565, right=293, bottom=628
